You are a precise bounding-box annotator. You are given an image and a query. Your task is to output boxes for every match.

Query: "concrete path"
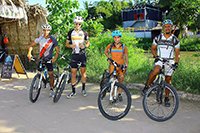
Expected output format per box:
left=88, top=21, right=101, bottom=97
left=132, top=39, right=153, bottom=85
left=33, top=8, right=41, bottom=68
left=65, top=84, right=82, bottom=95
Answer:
left=0, top=73, right=200, bottom=133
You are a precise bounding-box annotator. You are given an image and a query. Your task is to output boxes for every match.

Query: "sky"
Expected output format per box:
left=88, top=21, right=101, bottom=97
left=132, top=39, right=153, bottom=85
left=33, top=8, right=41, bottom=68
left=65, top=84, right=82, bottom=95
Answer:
left=28, top=0, right=98, bottom=9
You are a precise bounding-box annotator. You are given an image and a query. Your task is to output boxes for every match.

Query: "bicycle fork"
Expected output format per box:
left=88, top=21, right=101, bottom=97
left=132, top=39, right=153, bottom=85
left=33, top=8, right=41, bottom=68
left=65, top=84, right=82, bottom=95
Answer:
left=38, top=73, right=43, bottom=89
left=109, top=79, right=118, bottom=101
left=56, top=71, right=69, bottom=88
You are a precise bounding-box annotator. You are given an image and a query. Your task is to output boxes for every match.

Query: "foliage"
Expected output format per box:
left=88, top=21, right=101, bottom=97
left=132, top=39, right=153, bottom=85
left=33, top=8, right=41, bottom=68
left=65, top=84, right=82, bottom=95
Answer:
left=46, top=0, right=80, bottom=51
left=87, top=31, right=151, bottom=83
left=180, top=37, right=200, bottom=51
left=173, top=57, right=200, bottom=94
left=83, top=0, right=132, bottom=30
left=136, top=38, right=152, bottom=50
left=82, top=19, right=104, bottom=37
left=158, top=0, right=200, bottom=36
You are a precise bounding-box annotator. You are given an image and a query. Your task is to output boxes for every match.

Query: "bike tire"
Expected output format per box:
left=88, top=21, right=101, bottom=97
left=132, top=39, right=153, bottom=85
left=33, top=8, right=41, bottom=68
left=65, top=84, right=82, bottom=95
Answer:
left=142, top=83, right=179, bottom=122
left=53, top=73, right=59, bottom=88
left=53, top=74, right=67, bottom=103
left=98, top=82, right=132, bottom=121
left=29, top=73, right=42, bottom=103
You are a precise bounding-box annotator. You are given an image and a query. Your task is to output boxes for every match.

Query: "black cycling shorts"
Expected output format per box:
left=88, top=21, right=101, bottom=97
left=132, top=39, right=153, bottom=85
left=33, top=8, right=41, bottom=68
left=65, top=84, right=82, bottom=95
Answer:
left=70, top=54, right=86, bottom=68
left=37, top=60, right=53, bottom=72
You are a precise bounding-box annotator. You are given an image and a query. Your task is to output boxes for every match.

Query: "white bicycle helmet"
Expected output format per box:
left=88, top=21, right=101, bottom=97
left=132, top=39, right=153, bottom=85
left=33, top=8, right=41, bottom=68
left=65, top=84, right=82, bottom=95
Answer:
left=41, top=24, right=52, bottom=30
left=74, top=16, right=84, bottom=23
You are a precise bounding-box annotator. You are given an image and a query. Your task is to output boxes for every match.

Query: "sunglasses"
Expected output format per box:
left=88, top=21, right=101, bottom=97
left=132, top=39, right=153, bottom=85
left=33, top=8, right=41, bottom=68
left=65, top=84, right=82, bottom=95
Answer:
left=75, top=23, right=81, bottom=26
left=43, top=29, right=50, bottom=31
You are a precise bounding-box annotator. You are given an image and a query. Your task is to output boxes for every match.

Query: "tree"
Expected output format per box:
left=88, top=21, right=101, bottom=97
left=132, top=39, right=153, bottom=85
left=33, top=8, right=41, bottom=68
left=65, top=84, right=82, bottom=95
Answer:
left=159, top=0, right=200, bottom=37
left=46, top=0, right=79, bottom=46
left=95, top=0, right=131, bottom=29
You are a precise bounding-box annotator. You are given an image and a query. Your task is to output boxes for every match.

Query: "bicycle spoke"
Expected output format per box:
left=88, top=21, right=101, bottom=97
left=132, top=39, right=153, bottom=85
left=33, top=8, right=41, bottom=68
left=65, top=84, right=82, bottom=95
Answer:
left=98, top=82, right=131, bottom=120
left=143, top=83, right=179, bottom=121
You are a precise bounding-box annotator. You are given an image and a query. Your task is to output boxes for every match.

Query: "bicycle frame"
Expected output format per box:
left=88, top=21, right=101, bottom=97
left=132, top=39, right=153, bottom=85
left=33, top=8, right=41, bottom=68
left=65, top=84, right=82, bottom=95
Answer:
left=109, top=68, right=118, bottom=101
left=55, top=55, right=82, bottom=88
left=154, top=58, right=174, bottom=85
left=153, top=58, right=175, bottom=102
left=107, top=58, right=125, bottom=102
left=37, top=60, right=47, bottom=89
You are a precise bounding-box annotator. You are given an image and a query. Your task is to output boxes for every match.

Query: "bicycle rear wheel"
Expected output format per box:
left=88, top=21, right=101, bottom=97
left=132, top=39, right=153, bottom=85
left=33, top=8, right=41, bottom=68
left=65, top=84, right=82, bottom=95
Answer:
left=98, top=82, right=132, bottom=120
left=142, top=83, right=179, bottom=122
left=29, top=73, right=42, bottom=103
left=53, top=74, right=67, bottom=103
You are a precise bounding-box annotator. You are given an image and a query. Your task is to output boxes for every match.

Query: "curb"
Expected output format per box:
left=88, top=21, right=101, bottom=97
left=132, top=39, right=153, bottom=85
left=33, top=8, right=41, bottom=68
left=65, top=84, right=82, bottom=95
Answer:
left=127, top=83, right=200, bottom=102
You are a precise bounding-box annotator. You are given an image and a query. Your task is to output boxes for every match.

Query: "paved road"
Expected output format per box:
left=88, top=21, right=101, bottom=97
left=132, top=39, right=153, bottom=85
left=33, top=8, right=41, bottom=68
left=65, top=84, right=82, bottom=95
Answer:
left=0, top=74, right=200, bottom=133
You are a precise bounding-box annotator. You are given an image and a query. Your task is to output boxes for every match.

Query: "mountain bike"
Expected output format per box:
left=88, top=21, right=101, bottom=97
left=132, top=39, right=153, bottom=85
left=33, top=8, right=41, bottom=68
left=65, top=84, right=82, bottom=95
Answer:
left=29, top=58, right=59, bottom=103
left=142, top=58, right=179, bottom=122
left=53, top=55, right=81, bottom=103
left=98, top=58, right=132, bottom=120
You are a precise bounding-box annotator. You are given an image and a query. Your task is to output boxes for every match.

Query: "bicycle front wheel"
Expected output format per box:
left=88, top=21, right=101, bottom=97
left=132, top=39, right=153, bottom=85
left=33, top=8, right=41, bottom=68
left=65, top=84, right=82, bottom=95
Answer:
left=29, top=73, right=42, bottom=103
left=53, top=73, right=59, bottom=88
left=98, top=82, right=132, bottom=121
left=142, top=83, right=179, bottom=122
left=53, top=74, right=67, bottom=103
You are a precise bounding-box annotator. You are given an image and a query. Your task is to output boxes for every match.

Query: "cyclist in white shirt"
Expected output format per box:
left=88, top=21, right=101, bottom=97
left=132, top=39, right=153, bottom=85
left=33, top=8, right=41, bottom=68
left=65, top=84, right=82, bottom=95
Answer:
left=27, top=24, right=60, bottom=97
left=142, top=19, right=180, bottom=107
left=66, top=16, right=90, bottom=98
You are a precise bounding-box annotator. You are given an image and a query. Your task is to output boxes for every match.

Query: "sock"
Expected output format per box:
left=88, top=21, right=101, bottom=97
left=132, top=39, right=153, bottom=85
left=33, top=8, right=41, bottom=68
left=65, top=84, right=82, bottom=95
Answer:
left=72, top=85, right=76, bottom=93
left=82, top=83, right=85, bottom=91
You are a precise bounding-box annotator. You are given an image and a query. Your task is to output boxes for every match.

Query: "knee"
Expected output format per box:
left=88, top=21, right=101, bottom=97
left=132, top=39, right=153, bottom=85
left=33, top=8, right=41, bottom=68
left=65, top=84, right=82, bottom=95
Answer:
left=165, top=77, right=172, bottom=84
left=49, top=72, right=54, bottom=78
left=82, top=72, right=86, bottom=78
left=151, top=68, right=160, bottom=76
left=71, top=72, right=76, bottom=77
left=118, top=75, right=124, bottom=82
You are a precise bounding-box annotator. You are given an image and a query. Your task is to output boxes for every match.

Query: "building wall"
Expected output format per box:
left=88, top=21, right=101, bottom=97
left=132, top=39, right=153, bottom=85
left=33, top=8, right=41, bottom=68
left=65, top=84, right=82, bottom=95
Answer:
left=0, top=16, right=46, bottom=69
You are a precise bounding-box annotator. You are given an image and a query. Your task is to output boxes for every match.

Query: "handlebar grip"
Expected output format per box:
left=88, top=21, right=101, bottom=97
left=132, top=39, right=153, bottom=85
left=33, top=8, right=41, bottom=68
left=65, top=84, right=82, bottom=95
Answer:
left=30, top=57, right=35, bottom=61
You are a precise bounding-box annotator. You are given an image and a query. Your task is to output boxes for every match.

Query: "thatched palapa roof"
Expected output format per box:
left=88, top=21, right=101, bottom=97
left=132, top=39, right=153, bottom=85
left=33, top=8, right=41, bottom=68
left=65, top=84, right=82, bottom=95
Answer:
left=0, top=0, right=47, bottom=24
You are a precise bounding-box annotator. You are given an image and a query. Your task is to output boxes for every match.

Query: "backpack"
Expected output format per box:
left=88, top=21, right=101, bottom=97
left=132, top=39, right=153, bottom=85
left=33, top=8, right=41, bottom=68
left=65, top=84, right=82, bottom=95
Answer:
left=156, top=34, right=178, bottom=47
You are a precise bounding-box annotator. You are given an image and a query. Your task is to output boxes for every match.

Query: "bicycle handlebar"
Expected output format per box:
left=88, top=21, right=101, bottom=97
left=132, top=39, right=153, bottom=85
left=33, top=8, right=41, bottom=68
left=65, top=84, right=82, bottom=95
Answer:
left=107, top=58, right=127, bottom=71
left=157, top=57, right=177, bottom=70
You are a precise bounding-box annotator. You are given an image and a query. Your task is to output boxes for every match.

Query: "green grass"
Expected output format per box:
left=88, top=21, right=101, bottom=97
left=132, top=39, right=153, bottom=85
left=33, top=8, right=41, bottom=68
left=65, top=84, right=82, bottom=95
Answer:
left=56, top=31, right=200, bottom=95
left=87, top=39, right=200, bottom=94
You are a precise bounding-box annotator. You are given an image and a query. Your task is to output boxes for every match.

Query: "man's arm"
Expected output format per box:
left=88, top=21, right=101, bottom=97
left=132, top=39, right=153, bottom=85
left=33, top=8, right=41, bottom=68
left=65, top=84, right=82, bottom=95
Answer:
left=66, top=40, right=76, bottom=49
left=151, top=44, right=158, bottom=58
left=85, top=40, right=90, bottom=47
left=27, top=41, right=37, bottom=60
left=175, top=48, right=180, bottom=63
left=52, top=46, right=60, bottom=63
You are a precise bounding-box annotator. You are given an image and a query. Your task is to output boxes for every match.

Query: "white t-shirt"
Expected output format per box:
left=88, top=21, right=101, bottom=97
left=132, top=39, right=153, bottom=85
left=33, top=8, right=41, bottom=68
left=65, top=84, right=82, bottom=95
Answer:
left=67, top=29, right=89, bottom=54
left=153, top=34, right=180, bottom=59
